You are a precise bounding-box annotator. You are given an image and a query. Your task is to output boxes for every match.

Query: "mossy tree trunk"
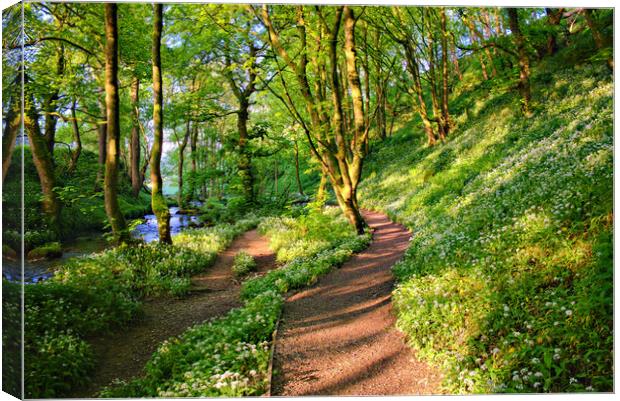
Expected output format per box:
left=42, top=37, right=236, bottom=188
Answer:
left=2, top=74, right=20, bottom=184
left=95, top=98, right=106, bottom=190
left=23, top=74, right=61, bottom=238
left=150, top=3, right=172, bottom=244
left=223, top=39, right=258, bottom=207
left=440, top=7, right=451, bottom=137
left=43, top=44, right=64, bottom=161
left=103, top=3, right=128, bottom=242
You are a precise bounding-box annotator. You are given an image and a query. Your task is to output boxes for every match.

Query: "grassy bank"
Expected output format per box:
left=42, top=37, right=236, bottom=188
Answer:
left=359, top=59, right=612, bottom=393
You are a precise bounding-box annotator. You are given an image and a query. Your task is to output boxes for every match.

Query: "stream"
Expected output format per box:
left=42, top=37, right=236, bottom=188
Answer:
left=2, top=206, right=201, bottom=283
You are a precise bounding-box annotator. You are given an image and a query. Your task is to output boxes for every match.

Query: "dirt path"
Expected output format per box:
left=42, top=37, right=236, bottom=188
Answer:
left=272, top=211, right=442, bottom=396
left=72, top=229, right=276, bottom=398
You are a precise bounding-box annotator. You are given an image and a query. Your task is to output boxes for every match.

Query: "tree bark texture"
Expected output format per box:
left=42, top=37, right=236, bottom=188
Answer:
left=103, top=3, right=128, bottom=242
left=150, top=3, right=172, bottom=244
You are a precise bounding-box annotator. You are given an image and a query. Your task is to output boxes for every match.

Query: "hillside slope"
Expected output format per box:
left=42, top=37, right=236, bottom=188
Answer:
left=359, top=60, right=613, bottom=393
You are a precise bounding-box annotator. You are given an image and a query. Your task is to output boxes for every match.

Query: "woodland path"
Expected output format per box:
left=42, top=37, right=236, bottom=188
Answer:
left=272, top=211, right=442, bottom=396
left=72, top=229, right=276, bottom=398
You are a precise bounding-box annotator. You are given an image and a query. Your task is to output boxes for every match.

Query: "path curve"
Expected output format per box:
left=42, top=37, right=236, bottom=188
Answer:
left=72, top=229, right=276, bottom=397
left=272, top=211, right=442, bottom=396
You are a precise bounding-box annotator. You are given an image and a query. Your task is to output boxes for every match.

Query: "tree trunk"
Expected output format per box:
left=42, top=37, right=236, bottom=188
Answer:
left=188, top=122, right=198, bottom=201
left=440, top=8, right=451, bottom=137
left=103, top=4, right=128, bottom=242
left=273, top=158, right=278, bottom=196
left=130, top=76, right=141, bottom=197
left=450, top=35, right=463, bottom=80
left=545, top=8, right=564, bottom=55
left=293, top=139, right=304, bottom=195
left=67, top=100, right=82, bottom=174
left=2, top=75, right=20, bottom=184
left=426, top=16, right=446, bottom=141
left=507, top=8, right=532, bottom=116
left=43, top=44, right=64, bottom=161
left=96, top=98, right=106, bottom=190
left=405, top=43, right=436, bottom=146
left=24, top=75, right=61, bottom=237
left=341, top=6, right=367, bottom=233
left=262, top=5, right=368, bottom=234
left=316, top=168, right=328, bottom=205
left=177, top=119, right=190, bottom=208
left=150, top=3, right=171, bottom=244
left=237, top=100, right=254, bottom=205
left=582, top=9, right=613, bottom=71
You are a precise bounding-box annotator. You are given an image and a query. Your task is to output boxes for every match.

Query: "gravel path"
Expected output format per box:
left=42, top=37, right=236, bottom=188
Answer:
left=272, top=211, right=442, bottom=396
left=71, top=229, right=275, bottom=397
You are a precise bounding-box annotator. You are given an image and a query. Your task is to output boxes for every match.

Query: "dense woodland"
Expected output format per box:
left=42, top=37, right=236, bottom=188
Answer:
left=1, top=2, right=613, bottom=398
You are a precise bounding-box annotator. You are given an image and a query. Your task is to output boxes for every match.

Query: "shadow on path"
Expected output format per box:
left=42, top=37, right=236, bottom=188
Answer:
left=272, top=211, right=442, bottom=396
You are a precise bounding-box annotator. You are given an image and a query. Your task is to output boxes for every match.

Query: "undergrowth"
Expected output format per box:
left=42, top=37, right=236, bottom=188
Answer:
left=23, top=215, right=259, bottom=398
left=100, top=208, right=370, bottom=397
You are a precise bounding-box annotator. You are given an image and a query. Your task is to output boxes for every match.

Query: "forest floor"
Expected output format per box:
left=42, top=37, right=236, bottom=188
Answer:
left=272, top=211, right=442, bottom=396
left=71, top=229, right=277, bottom=398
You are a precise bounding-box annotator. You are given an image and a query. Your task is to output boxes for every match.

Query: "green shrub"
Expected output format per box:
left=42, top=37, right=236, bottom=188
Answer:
left=232, top=251, right=257, bottom=278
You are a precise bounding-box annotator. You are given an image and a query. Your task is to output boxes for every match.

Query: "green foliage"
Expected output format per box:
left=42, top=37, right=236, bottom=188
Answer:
left=232, top=251, right=257, bottom=278
left=359, top=62, right=612, bottom=393
left=23, top=217, right=260, bottom=398
left=2, top=149, right=151, bottom=252
left=258, top=207, right=356, bottom=263
left=101, top=210, right=370, bottom=397
left=26, top=332, right=95, bottom=398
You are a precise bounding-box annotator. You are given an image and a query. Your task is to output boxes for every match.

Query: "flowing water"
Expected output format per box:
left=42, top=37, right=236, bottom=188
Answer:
left=2, top=206, right=201, bottom=283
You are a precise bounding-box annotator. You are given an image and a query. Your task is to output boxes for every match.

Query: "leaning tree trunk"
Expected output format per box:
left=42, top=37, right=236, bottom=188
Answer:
left=103, top=3, right=128, bottom=242
left=2, top=75, right=20, bottom=184
left=150, top=3, right=171, bottom=244
left=24, top=76, right=61, bottom=238
left=130, top=76, right=141, bottom=197
left=507, top=8, right=532, bottom=116
left=405, top=43, right=436, bottom=146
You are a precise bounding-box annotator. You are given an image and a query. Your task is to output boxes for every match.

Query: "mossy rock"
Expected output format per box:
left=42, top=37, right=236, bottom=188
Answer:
left=27, top=242, right=62, bottom=261
left=2, top=244, right=17, bottom=260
